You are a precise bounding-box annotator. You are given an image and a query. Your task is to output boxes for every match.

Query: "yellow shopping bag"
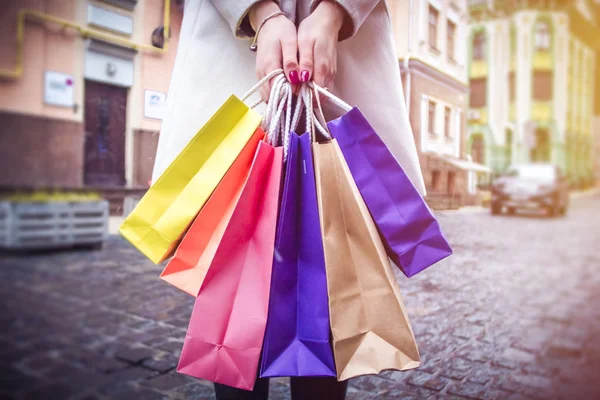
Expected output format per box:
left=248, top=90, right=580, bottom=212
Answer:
left=118, top=71, right=280, bottom=263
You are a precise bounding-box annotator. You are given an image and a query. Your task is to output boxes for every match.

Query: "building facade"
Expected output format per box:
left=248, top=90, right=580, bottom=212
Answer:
left=0, top=0, right=181, bottom=207
left=390, top=0, right=488, bottom=209
left=467, top=0, right=599, bottom=188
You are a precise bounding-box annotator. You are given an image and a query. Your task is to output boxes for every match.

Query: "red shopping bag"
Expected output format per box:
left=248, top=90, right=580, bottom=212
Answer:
left=177, top=140, right=283, bottom=390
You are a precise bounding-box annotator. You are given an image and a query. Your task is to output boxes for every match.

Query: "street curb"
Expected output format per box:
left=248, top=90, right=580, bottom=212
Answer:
left=570, top=187, right=600, bottom=199
left=436, top=206, right=487, bottom=215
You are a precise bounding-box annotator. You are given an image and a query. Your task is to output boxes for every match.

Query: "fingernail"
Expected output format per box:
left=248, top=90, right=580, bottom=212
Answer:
left=301, top=70, right=310, bottom=82
left=289, top=71, right=300, bottom=84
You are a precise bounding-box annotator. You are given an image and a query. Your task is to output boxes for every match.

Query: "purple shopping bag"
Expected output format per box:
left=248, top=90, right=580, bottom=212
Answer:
left=260, top=131, right=336, bottom=378
left=327, top=106, right=452, bottom=277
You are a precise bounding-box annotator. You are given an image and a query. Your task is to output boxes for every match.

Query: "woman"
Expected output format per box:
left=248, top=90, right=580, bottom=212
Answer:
left=153, top=1, right=426, bottom=399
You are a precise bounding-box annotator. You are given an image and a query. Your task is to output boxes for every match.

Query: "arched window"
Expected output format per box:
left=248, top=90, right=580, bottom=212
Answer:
left=473, top=31, right=486, bottom=60
left=534, top=21, right=551, bottom=52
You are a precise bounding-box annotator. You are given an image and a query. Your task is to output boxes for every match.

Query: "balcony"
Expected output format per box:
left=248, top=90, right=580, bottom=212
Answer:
left=470, top=61, right=488, bottom=78
left=468, top=108, right=488, bottom=125
left=532, top=52, right=553, bottom=70
left=531, top=101, right=552, bottom=122
left=509, top=102, right=516, bottom=121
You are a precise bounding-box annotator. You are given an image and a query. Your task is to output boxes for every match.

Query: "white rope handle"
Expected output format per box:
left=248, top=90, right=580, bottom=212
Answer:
left=308, top=84, right=332, bottom=141
left=262, top=74, right=286, bottom=132
left=267, top=82, right=291, bottom=146
left=241, top=69, right=284, bottom=102
left=290, top=90, right=304, bottom=134
left=311, top=83, right=352, bottom=112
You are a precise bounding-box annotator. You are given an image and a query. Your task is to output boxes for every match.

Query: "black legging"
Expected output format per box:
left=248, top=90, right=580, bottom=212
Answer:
left=214, top=377, right=348, bottom=400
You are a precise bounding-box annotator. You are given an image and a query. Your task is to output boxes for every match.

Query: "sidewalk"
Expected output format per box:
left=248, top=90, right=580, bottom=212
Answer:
left=2, top=190, right=599, bottom=399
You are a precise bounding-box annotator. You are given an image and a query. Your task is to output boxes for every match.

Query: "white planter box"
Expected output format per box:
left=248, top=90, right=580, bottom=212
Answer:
left=0, top=200, right=109, bottom=250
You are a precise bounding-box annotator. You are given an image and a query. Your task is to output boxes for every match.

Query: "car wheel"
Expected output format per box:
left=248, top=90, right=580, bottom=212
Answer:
left=491, top=203, right=502, bottom=215
left=548, top=197, right=560, bottom=218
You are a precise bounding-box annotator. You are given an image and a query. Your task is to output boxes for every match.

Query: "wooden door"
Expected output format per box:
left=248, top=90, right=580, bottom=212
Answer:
left=84, top=80, right=127, bottom=186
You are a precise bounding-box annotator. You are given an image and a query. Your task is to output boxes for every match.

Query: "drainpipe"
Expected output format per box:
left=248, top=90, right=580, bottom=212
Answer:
left=0, top=0, right=171, bottom=79
left=404, top=0, right=413, bottom=113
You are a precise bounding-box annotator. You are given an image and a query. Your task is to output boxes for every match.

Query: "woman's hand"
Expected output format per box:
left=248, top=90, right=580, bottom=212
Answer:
left=297, top=0, right=345, bottom=90
left=249, top=1, right=299, bottom=103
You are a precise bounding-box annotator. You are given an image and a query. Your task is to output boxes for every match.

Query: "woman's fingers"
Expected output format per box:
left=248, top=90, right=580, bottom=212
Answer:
left=312, top=42, right=336, bottom=90
left=281, top=36, right=299, bottom=85
left=255, top=15, right=298, bottom=103
left=298, top=36, right=314, bottom=83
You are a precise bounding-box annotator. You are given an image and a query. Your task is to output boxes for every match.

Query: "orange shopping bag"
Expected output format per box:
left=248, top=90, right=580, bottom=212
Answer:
left=160, top=127, right=265, bottom=296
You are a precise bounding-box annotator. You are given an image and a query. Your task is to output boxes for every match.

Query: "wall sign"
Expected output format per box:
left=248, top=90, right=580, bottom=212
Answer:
left=144, top=90, right=166, bottom=120
left=44, top=71, right=75, bottom=107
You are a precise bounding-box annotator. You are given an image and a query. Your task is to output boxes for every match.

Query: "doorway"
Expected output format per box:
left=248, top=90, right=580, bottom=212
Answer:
left=84, top=80, right=127, bottom=186
left=530, top=128, right=550, bottom=162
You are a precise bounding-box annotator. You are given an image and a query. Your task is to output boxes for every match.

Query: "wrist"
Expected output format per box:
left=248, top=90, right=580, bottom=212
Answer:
left=315, top=0, right=345, bottom=32
left=249, top=1, right=281, bottom=30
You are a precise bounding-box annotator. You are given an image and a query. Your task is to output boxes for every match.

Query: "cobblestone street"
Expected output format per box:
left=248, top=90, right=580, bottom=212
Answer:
left=1, top=192, right=599, bottom=400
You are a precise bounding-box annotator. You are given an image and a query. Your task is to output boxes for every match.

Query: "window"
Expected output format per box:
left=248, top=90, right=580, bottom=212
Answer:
left=431, top=170, right=441, bottom=191
left=447, top=171, right=456, bottom=194
left=534, top=21, right=551, bottom=52
left=428, top=101, right=436, bottom=134
left=470, top=78, right=487, bottom=108
left=471, top=135, right=485, bottom=165
left=447, top=20, right=456, bottom=61
left=473, top=31, right=485, bottom=60
left=508, top=72, right=516, bottom=102
left=505, top=129, right=513, bottom=168
left=428, top=5, right=439, bottom=49
left=533, top=70, right=553, bottom=101
left=444, top=106, right=452, bottom=138
left=510, top=25, right=517, bottom=55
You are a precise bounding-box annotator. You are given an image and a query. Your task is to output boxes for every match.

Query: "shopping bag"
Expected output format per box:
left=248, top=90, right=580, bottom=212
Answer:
left=119, top=96, right=262, bottom=264
left=159, top=127, right=265, bottom=296
left=260, top=131, right=336, bottom=378
left=316, top=86, right=452, bottom=277
left=177, top=76, right=291, bottom=391
left=177, top=140, right=282, bottom=390
left=313, top=138, right=420, bottom=381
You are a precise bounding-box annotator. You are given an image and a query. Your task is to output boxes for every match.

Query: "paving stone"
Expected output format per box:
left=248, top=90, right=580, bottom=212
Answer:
left=20, top=383, right=75, bottom=400
left=406, top=372, right=449, bottom=392
left=141, top=354, right=179, bottom=373
left=350, top=375, right=394, bottom=395
left=446, top=382, right=487, bottom=399
left=111, top=388, right=170, bottom=400
left=156, top=340, right=184, bottom=356
left=106, top=366, right=158, bottom=382
left=115, top=346, right=156, bottom=363
left=175, top=382, right=217, bottom=399
left=141, top=372, right=194, bottom=391
left=546, top=340, right=583, bottom=358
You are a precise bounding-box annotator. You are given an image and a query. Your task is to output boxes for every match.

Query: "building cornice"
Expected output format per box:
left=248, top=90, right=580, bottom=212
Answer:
left=399, top=58, right=469, bottom=93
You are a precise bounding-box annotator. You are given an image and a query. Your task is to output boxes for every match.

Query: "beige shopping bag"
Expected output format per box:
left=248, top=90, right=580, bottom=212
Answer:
left=313, top=139, right=421, bottom=381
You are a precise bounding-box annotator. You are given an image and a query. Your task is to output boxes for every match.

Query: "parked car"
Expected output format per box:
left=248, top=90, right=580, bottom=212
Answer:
left=490, top=164, right=569, bottom=217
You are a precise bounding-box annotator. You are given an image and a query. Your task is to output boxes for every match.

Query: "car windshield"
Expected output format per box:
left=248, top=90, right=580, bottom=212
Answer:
left=505, top=165, right=555, bottom=182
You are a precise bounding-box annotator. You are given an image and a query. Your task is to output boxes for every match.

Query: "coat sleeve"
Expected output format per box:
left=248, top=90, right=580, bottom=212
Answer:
left=310, top=0, right=382, bottom=41
left=209, top=0, right=281, bottom=38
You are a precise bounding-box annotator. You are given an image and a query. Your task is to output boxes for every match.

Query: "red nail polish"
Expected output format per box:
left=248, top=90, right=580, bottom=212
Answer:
left=300, top=70, right=310, bottom=82
left=289, top=71, right=300, bottom=84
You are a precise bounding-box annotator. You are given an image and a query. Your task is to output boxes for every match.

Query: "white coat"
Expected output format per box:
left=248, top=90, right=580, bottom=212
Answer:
left=152, top=0, right=426, bottom=196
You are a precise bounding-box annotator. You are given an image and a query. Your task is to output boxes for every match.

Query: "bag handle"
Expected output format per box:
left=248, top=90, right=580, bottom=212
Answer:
left=311, top=83, right=352, bottom=112
left=241, top=69, right=284, bottom=102
left=265, top=78, right=293, bottom=149
left=263, top=74, right=287, bottom=136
